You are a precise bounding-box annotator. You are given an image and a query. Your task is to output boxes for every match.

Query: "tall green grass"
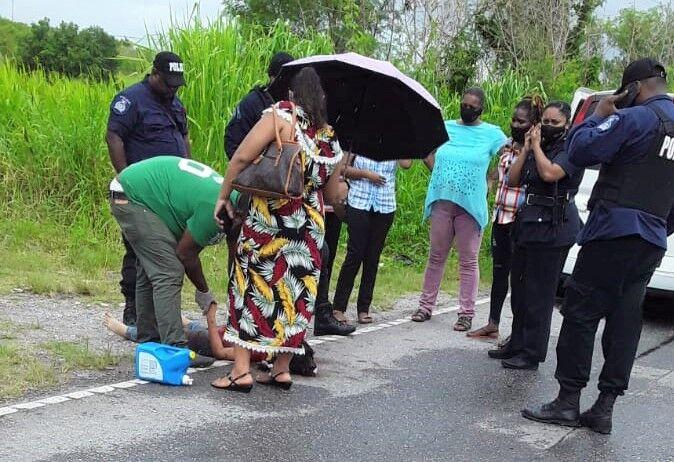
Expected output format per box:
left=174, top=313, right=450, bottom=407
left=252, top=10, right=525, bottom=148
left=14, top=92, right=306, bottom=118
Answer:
left=0, top=18, right=550, bottom=296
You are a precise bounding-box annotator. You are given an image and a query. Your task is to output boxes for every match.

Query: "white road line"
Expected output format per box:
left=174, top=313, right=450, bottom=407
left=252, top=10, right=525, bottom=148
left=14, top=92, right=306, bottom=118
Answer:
left=0, top=407, right=19, bottom=416
left=65, top=390, right=94, bottom=399
left=0, top=297, right=487, bottom=418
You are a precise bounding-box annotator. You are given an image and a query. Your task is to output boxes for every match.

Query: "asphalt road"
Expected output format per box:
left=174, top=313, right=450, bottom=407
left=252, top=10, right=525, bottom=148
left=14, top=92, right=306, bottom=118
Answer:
left=1, top=296, right=673, bottom=462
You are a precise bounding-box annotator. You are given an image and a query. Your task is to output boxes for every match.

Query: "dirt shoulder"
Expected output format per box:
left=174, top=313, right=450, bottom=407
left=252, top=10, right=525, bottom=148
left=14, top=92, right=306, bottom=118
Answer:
left=0, top=290, right=461, bottom=404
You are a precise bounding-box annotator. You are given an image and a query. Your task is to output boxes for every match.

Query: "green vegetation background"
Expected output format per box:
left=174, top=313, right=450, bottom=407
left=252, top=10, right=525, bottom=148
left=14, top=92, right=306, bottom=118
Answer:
left=1, top=17, right=669, bottom=307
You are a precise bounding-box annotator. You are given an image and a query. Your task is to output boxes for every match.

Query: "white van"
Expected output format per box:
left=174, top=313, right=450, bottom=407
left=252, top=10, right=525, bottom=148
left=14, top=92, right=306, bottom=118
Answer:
left=561, top=88, right=674, bottom=297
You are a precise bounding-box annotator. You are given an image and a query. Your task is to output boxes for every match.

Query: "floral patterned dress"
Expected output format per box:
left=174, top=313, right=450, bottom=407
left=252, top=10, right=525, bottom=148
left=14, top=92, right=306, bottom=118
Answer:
left=225, top=101, right=343, bottom=355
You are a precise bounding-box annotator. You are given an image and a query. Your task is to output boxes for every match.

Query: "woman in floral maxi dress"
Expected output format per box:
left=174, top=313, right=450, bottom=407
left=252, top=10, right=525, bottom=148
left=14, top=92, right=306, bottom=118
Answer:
left=213, top=68, right=345, bottom=391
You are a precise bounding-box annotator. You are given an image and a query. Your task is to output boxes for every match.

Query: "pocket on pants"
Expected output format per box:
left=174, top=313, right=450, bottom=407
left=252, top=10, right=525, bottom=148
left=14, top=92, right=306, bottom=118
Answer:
left=560, top=278, right=604, bottom=321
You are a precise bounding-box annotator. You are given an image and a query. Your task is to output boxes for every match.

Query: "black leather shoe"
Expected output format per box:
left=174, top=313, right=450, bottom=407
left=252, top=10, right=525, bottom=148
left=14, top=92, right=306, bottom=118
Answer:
left=314, top=303, right=356, bottom=336
left=522, top=397, right=581, bottom=427
left=314, top=316, right=356, bottom=336
left=488, top=342, right=515, bottom=359
left=579, top=392, right=617, bottom=434
left=502, top=355, right=538, bottom=370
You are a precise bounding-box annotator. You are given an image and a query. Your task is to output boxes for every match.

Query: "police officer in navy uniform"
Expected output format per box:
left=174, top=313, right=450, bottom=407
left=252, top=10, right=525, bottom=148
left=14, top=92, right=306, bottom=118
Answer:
left=106, top=51, right=191, bottom=326
left=499, top=101, right=584, bottom=371
left=224, top=52, right=294, bottom=159
left=523, top=59, right=674, bottom=434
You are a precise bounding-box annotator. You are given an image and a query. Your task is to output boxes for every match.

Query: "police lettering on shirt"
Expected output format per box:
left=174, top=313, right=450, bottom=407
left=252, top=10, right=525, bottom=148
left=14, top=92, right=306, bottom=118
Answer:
left=659, top=135, right=674, bottom=160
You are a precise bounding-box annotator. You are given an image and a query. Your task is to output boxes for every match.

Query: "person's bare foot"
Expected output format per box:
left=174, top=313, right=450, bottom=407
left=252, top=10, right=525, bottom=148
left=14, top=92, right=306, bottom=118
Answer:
left=103, top=312, right=130, bottom=339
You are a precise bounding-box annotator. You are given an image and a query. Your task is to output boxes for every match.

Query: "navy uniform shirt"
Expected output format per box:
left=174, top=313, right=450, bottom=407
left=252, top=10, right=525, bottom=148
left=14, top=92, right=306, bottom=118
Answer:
left=107, top=76, right=189, bottom=165
left=224, top=86, right=273, bottom=159
left=514, top=139, right=584, bottom=247
left=567, top=95, right=674, bottom=249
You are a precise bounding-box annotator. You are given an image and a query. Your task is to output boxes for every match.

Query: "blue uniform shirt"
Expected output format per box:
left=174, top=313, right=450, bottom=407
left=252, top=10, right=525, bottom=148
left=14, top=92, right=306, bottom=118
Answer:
left=567, top=95, right=674, bottom=249
left=107, top=77, right=189, bottom=165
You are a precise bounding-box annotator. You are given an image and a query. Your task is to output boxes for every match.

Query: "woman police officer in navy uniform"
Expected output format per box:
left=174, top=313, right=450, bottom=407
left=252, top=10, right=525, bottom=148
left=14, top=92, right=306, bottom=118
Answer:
left=499, top=101, right=584, bottom=370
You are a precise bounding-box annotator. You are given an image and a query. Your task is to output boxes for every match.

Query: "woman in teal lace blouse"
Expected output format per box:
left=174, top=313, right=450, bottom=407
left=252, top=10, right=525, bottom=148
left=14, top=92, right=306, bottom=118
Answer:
left=411, top=87, right=506, bottom=331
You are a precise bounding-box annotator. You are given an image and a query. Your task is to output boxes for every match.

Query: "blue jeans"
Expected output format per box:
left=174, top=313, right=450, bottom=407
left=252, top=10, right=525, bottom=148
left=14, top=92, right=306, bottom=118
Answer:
left=126, top=320, right=203, bottom=342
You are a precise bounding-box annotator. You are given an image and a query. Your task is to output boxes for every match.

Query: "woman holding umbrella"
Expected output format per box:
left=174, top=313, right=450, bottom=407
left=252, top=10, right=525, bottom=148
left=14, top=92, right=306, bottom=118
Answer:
left=411, top=88, right=507, bottom=332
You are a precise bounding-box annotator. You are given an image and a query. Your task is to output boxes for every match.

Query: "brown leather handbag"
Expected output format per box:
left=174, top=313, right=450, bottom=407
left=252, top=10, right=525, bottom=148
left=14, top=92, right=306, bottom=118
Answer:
left=232, top=104, right=305, bottom=199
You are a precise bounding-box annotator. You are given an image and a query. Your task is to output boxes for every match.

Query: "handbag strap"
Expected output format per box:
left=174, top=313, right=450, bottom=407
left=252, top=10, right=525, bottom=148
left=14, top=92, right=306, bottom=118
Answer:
left=270, top=103, right=299, bottom=146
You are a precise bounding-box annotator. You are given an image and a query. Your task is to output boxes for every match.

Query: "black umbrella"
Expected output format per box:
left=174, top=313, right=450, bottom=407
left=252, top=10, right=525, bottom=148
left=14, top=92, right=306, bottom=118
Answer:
left=268, top=52, right=448, bottom=161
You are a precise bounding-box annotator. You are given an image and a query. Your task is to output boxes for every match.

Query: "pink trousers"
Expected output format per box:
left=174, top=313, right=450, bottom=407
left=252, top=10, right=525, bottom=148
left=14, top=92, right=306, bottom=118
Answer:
left=419, top=201, right=483, bottom=317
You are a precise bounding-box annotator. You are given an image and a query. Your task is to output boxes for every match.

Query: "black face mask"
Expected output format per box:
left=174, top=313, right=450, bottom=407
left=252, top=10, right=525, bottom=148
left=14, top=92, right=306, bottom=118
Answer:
left=510, top=125, right=528, bottom=144
left=541, top=124, right=567, bottom=145
left=460, top=104, right=482, bottom=124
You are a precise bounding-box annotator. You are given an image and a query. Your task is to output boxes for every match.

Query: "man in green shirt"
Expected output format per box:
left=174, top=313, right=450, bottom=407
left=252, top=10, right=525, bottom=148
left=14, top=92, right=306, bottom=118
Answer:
left=110, top=156, right=230, bottom=364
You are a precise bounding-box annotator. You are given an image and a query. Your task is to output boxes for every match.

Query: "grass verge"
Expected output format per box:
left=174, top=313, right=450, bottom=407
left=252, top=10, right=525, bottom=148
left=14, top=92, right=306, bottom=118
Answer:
left=42, top=341, right=120, bottom=372
left=0, top=340, right=59, bottom=400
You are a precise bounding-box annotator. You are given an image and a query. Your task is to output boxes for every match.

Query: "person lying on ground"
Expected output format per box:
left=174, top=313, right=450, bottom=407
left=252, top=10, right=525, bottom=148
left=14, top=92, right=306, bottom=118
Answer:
left=103, top=309, right=268, bottom=363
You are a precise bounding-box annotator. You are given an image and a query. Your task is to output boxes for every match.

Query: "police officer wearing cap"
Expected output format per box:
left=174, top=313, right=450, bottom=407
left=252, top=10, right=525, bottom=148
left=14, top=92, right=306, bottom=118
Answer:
left=523, top=59, right=674, bottom=434
left=106, top=51, right=191, bottom=327
left=224, top=51, right=294, bottom=159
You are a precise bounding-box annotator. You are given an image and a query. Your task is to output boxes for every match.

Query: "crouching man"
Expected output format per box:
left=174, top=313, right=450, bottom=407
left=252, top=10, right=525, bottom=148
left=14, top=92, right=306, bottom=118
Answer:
left=110, top=156, right=232, bottom=367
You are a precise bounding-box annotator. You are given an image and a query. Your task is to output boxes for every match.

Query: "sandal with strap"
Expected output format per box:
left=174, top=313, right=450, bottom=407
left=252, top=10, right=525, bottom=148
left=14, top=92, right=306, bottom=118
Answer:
left=257, top=370, right=293, bottom=390
left=211, top=372, right=253, bottom=393
left=411, top=309, right=431, bottom=322
left=466, top=324, right=499, bottom=338
left=453, top=316, right=472, bottom=332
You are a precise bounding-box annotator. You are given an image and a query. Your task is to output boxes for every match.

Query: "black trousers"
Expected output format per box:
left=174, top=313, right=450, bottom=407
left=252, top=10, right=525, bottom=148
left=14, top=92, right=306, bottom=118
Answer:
left=555, top=237, right=664, bottom=395
left=316, top=213, right=343, bottom=308
left=489, top=222, right=513, bottom=325
left=333, top=206, right=394, bottom=314
left=509, top=244, right=569, bottom=363
left=120, top=234, right=137, bottom=304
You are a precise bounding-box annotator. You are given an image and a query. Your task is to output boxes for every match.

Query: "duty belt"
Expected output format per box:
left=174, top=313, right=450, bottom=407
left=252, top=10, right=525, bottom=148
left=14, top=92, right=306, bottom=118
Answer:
left=525, top=192, right=572, bottom=207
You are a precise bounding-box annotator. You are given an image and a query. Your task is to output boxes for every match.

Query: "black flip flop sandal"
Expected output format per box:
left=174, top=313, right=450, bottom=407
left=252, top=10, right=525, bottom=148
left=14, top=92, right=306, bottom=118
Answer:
left=257, top=370, right=293, bottom=390
left=211, top=372, right=253, bottom=393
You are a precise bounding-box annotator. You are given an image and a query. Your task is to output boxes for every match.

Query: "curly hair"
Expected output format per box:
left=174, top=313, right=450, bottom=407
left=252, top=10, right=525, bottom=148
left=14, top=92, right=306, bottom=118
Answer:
left=290, top=67, right=328, bottom=128
left=515, top=95, right=545, bottom=124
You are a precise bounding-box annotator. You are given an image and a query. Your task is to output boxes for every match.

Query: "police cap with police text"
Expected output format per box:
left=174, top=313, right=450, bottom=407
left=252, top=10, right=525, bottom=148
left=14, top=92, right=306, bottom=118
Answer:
left=153, top=51, right=186, bottom=87
left=615, top=58, right=667, bottom=95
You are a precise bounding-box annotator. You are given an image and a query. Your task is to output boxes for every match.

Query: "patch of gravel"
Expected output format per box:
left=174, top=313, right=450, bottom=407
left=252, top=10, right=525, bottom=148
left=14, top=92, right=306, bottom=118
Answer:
left=0, top=289, right=466, bottom=403
left=0, top=291, right=465, bottom=352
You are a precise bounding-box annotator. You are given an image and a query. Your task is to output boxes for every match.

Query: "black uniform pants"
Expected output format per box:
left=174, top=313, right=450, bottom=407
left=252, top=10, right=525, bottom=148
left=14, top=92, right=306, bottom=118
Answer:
left=316, top=213, right=343, bottom=308
left=555, top=237, right=664, bottom=395
left=489, top=222, right=514, bottom=325
left=333, top=206, right=394, bottom=314
left=510, top=244, right=569, bottom=363
left=120, top=234, right=137, bottom=304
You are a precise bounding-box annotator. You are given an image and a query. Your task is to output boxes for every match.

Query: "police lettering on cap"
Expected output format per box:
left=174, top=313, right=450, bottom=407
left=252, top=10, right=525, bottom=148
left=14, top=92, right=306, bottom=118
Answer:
left=615, top=58, right=667, bottom=95
left=153, top=51, right=186, bottom=87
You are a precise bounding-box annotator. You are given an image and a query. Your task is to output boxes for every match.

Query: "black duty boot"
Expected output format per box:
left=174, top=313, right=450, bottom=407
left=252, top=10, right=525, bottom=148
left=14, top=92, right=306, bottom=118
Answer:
left=580, top=392, right=617, bottom=435
left=521, top=390, right=581, bottom=427
left=314, top=303, right=355, bottom=336
left=122, top=300, right=137, bottom=327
